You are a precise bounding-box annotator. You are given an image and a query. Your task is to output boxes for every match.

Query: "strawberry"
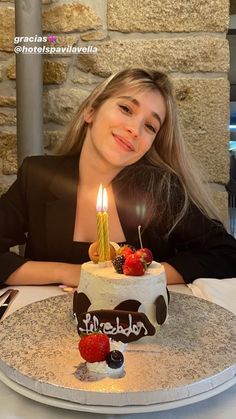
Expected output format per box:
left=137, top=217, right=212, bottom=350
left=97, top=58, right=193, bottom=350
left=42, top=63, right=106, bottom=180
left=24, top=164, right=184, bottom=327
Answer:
left=117, top=245, right=135, bottom=259
left=123, top=254, right=146, bottom=276
left=135, top=248, right=153, bottom=266
left=78, top=333, right=110, bottom=363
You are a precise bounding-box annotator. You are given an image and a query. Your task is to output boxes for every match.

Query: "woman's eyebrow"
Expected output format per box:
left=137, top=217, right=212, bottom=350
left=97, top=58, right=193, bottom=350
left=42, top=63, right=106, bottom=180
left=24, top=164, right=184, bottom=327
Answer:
left=117, top=95, right=162, bottom=126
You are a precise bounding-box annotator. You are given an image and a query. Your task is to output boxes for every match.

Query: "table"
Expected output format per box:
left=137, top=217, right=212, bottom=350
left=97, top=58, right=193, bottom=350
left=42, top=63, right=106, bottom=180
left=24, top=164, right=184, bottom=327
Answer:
left=0, top=284, right=235, bottom=419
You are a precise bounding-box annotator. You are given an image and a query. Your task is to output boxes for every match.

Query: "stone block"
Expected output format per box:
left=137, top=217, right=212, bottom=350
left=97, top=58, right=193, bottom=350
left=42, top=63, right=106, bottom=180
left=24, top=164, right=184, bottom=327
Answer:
left=211, top=189, right=229, bottom=227
left=0, top=96, right=16, bottom=107
left=2, top=149, right=17, bottom=175
left=43, top=3, right=101, bottom=33
left=43, top=34, right=78, bottom=57
left=0, top=110, right=16, bottom=126
left=80, top=31, right=107, bottom=41
left=77, top=37, right=228, bottom=77
left=6, top=61, right=16, bottom=80
left=0, top=8, right=15, bottom=52
left=108, top=0, right=228, bottom=32
left=43, top=87, right=89, bottom=125
left=173, top=78, right=229, bottom=183
left=44, top=130, right=65, bottom=151
left=0, top=132, right=16, bottom=158
left=70, top=67, right=99, bottom=84
left=43, top=60, right=68, bottom=84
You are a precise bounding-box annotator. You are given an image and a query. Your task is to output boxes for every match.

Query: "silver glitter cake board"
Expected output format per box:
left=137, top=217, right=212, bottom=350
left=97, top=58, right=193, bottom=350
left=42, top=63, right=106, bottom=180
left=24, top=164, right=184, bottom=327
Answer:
left=0, top=293, right=235, bottom=412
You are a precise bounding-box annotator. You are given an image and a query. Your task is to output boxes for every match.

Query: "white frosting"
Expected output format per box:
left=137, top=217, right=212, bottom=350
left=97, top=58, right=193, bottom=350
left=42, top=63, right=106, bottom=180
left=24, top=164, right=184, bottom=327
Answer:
left=86, top=339, right=126, bottom=375
left=77, top=261, right=167, bottom=327
left=86, top=360, right=124, bottom=375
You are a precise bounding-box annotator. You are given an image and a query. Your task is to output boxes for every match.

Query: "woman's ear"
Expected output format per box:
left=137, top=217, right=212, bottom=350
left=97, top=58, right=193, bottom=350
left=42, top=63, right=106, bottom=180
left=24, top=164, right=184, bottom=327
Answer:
left=84, top=107, right=94, bottom=124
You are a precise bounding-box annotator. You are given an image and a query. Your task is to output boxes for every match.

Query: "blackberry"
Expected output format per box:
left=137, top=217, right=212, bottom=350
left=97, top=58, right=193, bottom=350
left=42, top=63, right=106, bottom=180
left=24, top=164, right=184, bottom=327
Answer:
left=112, top=255, right=125, bottom=274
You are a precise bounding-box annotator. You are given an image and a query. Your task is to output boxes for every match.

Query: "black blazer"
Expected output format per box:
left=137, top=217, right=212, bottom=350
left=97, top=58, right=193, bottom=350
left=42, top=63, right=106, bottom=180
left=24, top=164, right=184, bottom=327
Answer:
left=1, top=155, right=236, bottom=285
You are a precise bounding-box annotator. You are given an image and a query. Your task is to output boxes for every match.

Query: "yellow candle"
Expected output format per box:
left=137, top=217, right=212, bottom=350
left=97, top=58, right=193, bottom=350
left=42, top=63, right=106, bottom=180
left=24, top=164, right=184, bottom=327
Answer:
left=96, top=185, right=105, bottom=262
left=102, top=188, right=110, bottom=261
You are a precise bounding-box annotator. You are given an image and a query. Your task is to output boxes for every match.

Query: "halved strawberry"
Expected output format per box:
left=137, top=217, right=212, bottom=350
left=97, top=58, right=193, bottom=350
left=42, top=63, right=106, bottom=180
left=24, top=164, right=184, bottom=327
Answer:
left=78, top=333, right=110, bottom=363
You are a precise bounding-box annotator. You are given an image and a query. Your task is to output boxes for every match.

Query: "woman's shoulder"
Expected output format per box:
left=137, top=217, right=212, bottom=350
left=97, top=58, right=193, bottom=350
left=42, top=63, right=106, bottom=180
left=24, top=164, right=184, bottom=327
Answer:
left=22, top=154, right=69, bottom=169
left=18, top=154, right=78, bottom=190
left=20, top=154, right=76, bottom=175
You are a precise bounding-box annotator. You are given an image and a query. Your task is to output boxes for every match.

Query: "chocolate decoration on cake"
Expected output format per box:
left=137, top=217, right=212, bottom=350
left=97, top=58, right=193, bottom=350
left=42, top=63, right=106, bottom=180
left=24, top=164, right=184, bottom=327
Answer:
left=76, top=309, right=156, bottom=343
left=155, top=295, right=167, bottom=325
left=114, top=300, right=141, bottom=312
left=166, top=287, right=170, bottom=303
left=73, top=292, right=91, bottom=316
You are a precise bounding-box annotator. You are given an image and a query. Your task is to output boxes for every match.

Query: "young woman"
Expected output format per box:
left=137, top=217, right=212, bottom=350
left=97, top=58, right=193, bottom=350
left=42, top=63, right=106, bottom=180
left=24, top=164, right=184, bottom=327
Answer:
left=1, top=68, right=236, bottom=287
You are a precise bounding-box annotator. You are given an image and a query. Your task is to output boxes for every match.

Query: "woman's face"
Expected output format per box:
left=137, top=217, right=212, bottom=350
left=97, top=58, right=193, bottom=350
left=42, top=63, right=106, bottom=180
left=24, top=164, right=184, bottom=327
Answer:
left=84, top=87, right=166, bottom=170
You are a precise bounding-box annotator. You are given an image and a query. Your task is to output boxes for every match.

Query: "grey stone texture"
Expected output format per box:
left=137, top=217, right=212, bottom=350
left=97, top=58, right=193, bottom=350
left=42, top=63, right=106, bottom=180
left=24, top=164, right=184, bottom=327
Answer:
left=174, top=78, right=229, bottom=183
left=108, top=0, right=228, bottom=32
left=77, top=37, right=229, bottom=77
left=44, top=130, right=65, bottom=152
left=43, top=87, right=89, bottom=125
left=211, top=189, right=228, bottom=227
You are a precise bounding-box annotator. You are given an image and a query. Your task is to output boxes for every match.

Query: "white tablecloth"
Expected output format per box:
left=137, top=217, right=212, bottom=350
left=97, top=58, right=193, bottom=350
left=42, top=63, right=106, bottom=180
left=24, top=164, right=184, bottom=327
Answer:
left=0, top=284, right=235, bottom=419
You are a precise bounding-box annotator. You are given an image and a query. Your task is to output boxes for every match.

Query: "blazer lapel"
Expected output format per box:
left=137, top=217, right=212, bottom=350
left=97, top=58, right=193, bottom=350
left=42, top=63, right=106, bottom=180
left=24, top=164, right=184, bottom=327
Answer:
left=45, top=156, right=79, bottom=261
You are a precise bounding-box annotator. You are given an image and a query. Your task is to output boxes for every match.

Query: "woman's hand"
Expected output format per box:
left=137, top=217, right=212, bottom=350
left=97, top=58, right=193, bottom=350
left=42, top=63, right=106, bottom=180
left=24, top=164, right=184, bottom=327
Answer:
left=161, top=262, right=185, bottom=285
left=58, top=263, right=81, bottom=287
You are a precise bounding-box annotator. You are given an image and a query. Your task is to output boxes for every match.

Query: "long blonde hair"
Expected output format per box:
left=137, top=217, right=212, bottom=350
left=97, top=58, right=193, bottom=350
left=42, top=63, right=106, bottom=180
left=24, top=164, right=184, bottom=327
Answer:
left=57, top=68, right=222, bottom=232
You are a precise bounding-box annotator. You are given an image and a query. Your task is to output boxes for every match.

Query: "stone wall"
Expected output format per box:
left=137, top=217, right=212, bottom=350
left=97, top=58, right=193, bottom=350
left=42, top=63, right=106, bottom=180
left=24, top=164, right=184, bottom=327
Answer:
left=0, top=0, right=230, bottom=221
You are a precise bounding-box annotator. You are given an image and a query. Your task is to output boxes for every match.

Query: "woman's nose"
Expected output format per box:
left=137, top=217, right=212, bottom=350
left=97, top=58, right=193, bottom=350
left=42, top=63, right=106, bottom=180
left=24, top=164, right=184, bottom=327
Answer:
left=126, top=120, right=140, bottom=138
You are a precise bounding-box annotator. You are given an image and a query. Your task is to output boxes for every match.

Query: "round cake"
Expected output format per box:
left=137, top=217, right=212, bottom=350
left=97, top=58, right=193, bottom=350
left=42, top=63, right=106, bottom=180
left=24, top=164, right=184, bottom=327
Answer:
left=73, top=261, right=169, bottom=343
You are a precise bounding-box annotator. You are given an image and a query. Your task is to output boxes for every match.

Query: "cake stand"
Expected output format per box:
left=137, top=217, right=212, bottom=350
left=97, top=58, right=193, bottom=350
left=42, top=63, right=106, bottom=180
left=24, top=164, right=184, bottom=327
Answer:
left=0, top=292, right=235, bottom=414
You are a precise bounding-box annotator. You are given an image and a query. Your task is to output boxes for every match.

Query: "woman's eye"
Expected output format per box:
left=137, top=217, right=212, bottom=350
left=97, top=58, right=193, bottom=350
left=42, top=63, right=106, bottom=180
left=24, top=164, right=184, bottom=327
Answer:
left=119, top=104, right=132, bottom=114
left=146, top=124, right=157, bottom=134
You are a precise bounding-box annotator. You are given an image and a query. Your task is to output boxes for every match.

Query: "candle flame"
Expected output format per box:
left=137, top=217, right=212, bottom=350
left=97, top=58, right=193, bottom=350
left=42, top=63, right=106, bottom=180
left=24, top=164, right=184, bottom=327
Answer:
left=103, top=188, right=108, bottom=211
left=96, top=184, right=103, bottom=211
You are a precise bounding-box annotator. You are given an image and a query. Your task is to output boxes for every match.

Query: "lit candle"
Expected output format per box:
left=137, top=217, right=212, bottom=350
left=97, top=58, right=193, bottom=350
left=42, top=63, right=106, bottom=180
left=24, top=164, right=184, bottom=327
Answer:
left=102, top=187, right=110, bottom=261
left=96, top=184, right=105, bottom=262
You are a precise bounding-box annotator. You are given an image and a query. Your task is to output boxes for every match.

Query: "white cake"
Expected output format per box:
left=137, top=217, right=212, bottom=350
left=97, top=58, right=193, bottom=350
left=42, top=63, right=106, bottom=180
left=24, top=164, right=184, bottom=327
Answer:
left=73, top=261, right=168, bottom=343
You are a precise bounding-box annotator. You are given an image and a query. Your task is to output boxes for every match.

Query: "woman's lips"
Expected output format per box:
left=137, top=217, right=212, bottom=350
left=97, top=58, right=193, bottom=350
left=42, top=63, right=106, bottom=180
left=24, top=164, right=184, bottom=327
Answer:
left=112, top=134, right=135, bottom=151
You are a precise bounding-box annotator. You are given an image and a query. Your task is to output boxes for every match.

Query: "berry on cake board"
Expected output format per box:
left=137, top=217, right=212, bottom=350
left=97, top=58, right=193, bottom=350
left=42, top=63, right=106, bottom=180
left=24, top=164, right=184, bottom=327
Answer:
left=78, top=332, right=125, bottom=375
left=106, top=350, right=124, bottom=369
left=78, top=332, right=110, bottom=363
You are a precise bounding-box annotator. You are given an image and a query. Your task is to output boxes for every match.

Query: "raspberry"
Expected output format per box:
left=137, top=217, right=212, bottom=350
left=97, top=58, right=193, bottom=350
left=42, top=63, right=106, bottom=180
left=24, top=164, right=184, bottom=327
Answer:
left=112, top=255, right=125, bottom=273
